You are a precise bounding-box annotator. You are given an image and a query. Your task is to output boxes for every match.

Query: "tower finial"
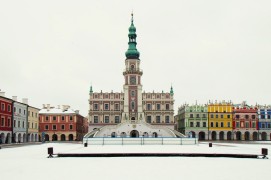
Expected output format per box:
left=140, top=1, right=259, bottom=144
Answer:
left=131, top=11, right=134, bottom=22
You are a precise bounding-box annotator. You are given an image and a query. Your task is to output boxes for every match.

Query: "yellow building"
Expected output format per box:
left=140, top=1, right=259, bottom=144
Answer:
left=208, top=101, right=233, bottom=140
left=28, top=106, right=40, bottom=142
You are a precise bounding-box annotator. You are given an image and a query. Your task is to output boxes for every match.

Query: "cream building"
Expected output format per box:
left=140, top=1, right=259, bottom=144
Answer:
left=28, top=106, right=39, bottom=142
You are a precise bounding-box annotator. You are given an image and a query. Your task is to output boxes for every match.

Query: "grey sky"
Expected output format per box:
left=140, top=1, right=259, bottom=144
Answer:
left=1, top=0, right=271, bottom=116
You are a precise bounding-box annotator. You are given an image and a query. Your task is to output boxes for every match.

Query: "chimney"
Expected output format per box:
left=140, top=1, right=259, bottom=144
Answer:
left=22, top=98, right=28, bottom=105
left=75, top=110, right=79, bottom=114
left=12, top=96, right=18, bottom=101
left=42, top=104, right=46, bottom=109
left=46, top=104, right=50, bottom=111
left=0, top=91, right=5, bottom=97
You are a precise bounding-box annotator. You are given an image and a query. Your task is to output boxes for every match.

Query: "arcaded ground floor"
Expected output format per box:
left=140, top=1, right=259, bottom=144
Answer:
left=185, top=130, right=271, bottom=141
left=42, top=132, right=78, bottom=142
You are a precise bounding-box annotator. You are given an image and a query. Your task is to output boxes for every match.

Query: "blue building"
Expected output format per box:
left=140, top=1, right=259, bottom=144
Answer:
left=258, top=106, right=271, bottom=140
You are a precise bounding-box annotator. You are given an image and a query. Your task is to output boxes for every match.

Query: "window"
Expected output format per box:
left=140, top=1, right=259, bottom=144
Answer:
left=268, top=115, right=271, bottom=119
left=147, top=116, right=151, bottom=123
left=261, top=115, right=265, bottom=119
left=14, top=107, right=16, bottom=112
left=8, top=105, right=11, bottom=112
left=262, top=123, right=265, bottom=128
left=53, top=116, right=56, bottom=121
left=45, top=125, right=49, bottom=130
left=52, top=125, right=57, bottom=130
left=1, top=103, right=5, bottom=111
left=221, top=122, right=224, bottom=127
left=267, top=123, right=271, bottom=128
left=245, top=122, right=249, bottom=128
left=24, top=110, right=26, bottom=115
left=19, top=109, right=21, bottom=113
left=166, top=104, right=170, bottom=110
left=236, top=122, right=240, bottom=128
left=23, top=121, right=25, bottom=128
left=94, top=116, right=98, bottom=123
left=8, top=118, right=11, bottom=127
left=115, top=116, right=120, bottom=123
left=62, top=116, right=65, bottom=121
left=104, top=116, right=109, bottom=123
left=216, top=114, right=218, bottom=118
left=131, top=101, right=135, bottom=109
left=14, top=120, right=16, bottom=127
left=69, top=125, right=73, bottom=130
left=70, top=116, right=73, bottom=121
left=45, top=116, right=49, bottom=121
left=227, top=122, right=230, bottom=128
left=1, top=117, right=4, bottom=126
left=190, top=122, right=194, bottom=127
left=196, top=114, right=200, bottom=118
left=32, top=112, right=34, bottom=117
left=147, top=104, right=152, bottom=110
left=220, top=115, right=223, bottom=118
left=94, top=103, right=98, bottom=110
left=216, top=122, right=218, bottom=127
left=156, top=104, right=160, bottom=110
left=202, top=114, right=206, bottom=118
left=104, top=104, right=109, bottom=110
left=165, top=116, right=170, bottom=123
left=32, top=123, right=33, bottom=128
left=190, top=114, right=193, bottom=118
left=35, top=113, right=38, bottom=118
left=210, top=122, right=213, bottom=127
left=203, top=122, right=206, bottom=127
left=245, top=115, right=249, bottom=119
left=156, top=116, right=160, bottom=123
left=131, top=91, right=135, bottom=96
left=252, top=122, right=256, bottom=128
left=114, top=104, right=119, bottom=111
left=211, top=114, right=214, bottom=118
left=252, top=115, right=256, bottom=119
left=18, top=121, right=20, bottom=128
left=61, top=125, right=65, bottom=130
left=196, top=122, right=200, bottom=127
left=236, top=115, right=240, bottom=119
left=227, top=115, right=230, bottom=119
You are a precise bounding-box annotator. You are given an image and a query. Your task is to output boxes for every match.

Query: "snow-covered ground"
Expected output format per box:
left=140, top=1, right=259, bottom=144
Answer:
left=0, top=142, right=270, bottom=180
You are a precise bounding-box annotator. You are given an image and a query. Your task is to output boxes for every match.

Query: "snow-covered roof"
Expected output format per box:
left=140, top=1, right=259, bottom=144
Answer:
left=39, top=105, right=81, bottom=115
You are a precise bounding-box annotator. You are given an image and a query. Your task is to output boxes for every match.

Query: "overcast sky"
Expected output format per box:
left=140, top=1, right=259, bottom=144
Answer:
left=1, top=0, right=271, bottom=116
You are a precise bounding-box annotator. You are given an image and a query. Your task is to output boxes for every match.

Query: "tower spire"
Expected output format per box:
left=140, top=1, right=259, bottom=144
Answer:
left=170, top=85, right=174, bottom=96
left=125, top=13, right=140, bottom=59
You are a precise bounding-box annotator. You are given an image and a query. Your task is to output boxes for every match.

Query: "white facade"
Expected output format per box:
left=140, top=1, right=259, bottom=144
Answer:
left=13, top=102, right=28, bottom=143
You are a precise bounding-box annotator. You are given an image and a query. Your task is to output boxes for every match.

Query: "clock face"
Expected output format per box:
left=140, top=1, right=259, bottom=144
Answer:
left=130, top=77, right=136, bottom=85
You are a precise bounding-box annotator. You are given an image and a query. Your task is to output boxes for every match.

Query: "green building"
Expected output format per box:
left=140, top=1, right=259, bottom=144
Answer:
left=177, top=104, right=208, bottom=140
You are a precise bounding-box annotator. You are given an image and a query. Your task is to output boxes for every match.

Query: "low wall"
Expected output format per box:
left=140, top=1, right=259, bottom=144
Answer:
left=83, top=137, right=198, bottom=145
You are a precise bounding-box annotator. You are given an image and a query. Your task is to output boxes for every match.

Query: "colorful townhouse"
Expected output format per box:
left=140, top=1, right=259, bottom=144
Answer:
left=232, top=103, right=259, bottom=140
left=208, top=101, right=233, bottom=140
left=177, top=104, right=208, bottom=140
left=28, top=106, right=40, bottom=142
left=13, top=97, right=28, bottom=143
left=39, top=104, right=88, bottom=141
left=0, top=92, right=13, bottom=144
left=258, top=105, right=271, bottom=140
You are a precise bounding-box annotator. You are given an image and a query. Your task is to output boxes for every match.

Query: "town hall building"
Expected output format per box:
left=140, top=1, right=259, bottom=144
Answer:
left=88, top=14, right=179, bottom=138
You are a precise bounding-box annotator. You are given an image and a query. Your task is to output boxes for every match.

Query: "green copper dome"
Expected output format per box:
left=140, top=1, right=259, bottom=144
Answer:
left=125, top=13, right=140, bottom=59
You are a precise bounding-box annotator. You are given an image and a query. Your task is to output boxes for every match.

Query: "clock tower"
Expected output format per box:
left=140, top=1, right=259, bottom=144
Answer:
left=122, top=13, right=144, bottom=122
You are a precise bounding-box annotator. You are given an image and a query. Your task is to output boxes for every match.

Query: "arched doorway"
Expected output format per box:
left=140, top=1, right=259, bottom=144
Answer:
left=244, top=131, right=250, bottom=141
left=52, top=134, right=58, bottom=141
left=68, top=134, right=73, bottom=141
left=6, top=133, right=11, bottom=144
left=130, top=130, right=139, bottom=138
left=0, top=133, right=5, bottom=144
left=18, top=133, right=22, bottom=143
left=211, top=131, right=217, bottom=140
left=253, top=132, right=258, bottom=141
left=120, top=132, right=126, bottom=137
left=61, top=134, right=66, bottom=141
left=227, top=131, right=232, bottom=140
left=143, top=132, right=149, bottom=137
left=189, top=131, right=196, bottom=138
left=236, top=131, right=241, bottom=140
left=152, top=132, right=158, bottom=138
left=31, top=134, right=34, bottom=142
left=261, top=132, right=267, bottom=140
left=198, top=132, right=205, bottom=140
left=23, top=133, right=26, bottom=143
left=111, top=132, right=117, bottom=138
left=12, top=133, right=16, bottom=143
left=219, top=131, right=224, bottom=140
left=35, top=134, right=38, bottom=142
left=45, top=134, right=49, bottom=141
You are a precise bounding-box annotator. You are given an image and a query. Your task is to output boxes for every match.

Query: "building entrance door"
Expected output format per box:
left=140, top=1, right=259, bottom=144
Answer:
left=130, top=130, right=139, bottom=138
